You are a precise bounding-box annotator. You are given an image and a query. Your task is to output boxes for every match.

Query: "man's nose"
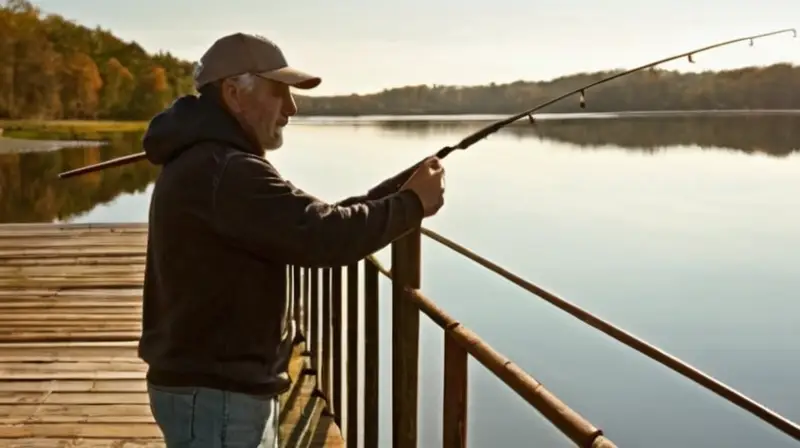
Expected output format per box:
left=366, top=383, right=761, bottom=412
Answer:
left=283, top=92, right=298, bottom=117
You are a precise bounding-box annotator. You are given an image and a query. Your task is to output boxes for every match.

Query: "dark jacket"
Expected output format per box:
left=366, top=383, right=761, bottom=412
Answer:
left=137, top=93, right=425, bottom=396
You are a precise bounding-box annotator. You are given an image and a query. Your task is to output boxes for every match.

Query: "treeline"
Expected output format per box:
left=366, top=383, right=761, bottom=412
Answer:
left=2, top=0, right=800, bottom=120
left=295, top=65, right=800, bottom=115
left=0, top=0, right=195, bottom=120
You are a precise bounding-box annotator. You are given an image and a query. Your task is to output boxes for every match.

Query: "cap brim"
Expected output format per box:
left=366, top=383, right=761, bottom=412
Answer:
left=260, top=66, right=321, bottom=90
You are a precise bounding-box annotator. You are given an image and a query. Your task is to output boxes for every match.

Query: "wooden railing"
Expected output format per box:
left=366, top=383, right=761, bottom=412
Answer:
left=287, top=228, right=616, bottom=448
left=288, top=226, right=800, bottom=447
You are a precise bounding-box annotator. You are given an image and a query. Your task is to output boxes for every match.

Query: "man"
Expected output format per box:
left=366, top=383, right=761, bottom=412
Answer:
left=137, top=32, right=445, bottom=447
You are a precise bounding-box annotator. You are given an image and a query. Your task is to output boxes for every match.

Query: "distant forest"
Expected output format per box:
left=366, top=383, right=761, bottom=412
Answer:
left=2, top=0, right=799, bottom=121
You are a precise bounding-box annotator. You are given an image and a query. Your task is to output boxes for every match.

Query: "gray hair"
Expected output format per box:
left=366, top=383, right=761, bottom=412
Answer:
left=230, top=73, right=256, bottom=92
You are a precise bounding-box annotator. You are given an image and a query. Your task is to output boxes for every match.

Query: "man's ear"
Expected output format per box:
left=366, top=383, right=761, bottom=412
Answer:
left=220, top=78, right=242, bottom=114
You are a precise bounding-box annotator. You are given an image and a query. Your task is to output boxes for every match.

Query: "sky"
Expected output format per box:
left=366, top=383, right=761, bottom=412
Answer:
left=28, top=0, right=800, bottom=96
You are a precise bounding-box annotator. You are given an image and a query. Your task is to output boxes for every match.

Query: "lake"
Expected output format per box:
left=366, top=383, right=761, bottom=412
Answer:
left=2, top=113, right=799, bottom=447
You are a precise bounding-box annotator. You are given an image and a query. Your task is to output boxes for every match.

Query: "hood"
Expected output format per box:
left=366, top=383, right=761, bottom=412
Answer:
left=142, top=94, right=255, bottom=165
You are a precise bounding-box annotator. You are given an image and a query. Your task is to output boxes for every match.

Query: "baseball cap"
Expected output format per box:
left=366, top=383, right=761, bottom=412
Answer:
left=193, top=32, right=321, bottom=90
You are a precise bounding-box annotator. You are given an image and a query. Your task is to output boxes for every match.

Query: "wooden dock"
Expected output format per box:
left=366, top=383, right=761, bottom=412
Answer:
left=2, top=202, right=794, bottom=446
left=12, top=219, right=772, bottom=447
left=0, top=223, right=343, bottom=447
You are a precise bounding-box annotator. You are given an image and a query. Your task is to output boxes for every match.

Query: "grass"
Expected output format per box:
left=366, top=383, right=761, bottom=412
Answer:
left=0, top=119, right=148, bottom=132
left=0, top=120, right=148, bottom=140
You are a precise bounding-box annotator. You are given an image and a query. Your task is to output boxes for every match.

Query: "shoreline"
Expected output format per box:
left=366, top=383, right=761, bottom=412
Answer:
left=0, top=136, right=106, bottom=154
left=1, top=109, right=799, bottom=136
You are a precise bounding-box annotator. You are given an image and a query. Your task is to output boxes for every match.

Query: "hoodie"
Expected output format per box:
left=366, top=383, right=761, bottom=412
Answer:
left=138, top=93, right=425, bottom=396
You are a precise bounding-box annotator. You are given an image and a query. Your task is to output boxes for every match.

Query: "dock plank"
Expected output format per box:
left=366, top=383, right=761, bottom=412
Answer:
left=0, top=223, right=343, bottom=447
left=2, top=439, right=164, bottom=448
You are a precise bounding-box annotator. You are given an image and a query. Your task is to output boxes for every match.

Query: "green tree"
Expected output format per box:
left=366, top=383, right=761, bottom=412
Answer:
left=99, top=58, right=136, bottom=118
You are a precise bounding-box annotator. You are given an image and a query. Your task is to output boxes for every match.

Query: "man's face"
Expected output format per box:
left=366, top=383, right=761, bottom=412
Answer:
left=223, top=75, right=298, bottom=152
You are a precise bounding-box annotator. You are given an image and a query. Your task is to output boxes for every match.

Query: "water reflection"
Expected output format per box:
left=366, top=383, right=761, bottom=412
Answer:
left=0, top=137, right=105, bottom=154
left=0, top=131, right=157, bottom=223
left=2, top=114, right=799, bottom=224
left=373, top=114, right=800, bottom=157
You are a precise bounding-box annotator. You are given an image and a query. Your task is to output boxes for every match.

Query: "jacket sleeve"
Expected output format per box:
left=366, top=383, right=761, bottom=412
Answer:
left=335, top=158, right=425, bottom=207
left=211, top=152, right=424, bottom=267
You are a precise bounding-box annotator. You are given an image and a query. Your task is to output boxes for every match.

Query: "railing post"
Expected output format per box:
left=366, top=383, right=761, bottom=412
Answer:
left=391, top=229, right=421, bottom=448
left=293, top=265, right=302, bottom=342
left=346, top=262, right=360, bottom=447
left=322, top=267, right=332, bottom=409
left=332, top=267, right=344, bottom=423
left=363, top=259, right=380, bottom=448
left=310, top=268, right=320, bottom=375
left=443, top=332, right=468, bottom=447
left=286, top=266, right=293, bottom=323
left=303, top=267, right=311, bottom=355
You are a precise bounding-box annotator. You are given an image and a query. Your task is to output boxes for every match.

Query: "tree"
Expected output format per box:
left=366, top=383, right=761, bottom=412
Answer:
left=60, top=51, right=103, bottom=118
left=99, top=58, right=135, bottom=118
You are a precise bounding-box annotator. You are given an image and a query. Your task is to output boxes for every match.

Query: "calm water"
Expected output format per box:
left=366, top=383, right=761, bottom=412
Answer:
left=2, top=114, right=799, bottom=447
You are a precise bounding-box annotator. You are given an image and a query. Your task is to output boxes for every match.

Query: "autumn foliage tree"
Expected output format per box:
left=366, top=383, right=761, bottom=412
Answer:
left=0, top=0, right=195, bottom=120
left=100, top=58, right=136, bottom=117
left=59, top=52, right=103, bottom=118
left=128, top=65, right=172, bottom=118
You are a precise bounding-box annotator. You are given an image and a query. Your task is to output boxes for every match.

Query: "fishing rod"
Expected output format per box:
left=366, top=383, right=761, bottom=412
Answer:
left=57, top=27, right=797, bottom=180
left=434, top=27, right=797, bottom=159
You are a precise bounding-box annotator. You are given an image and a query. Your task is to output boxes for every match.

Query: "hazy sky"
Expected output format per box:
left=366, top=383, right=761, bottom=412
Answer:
left=30, top=0, right=799, bottom=96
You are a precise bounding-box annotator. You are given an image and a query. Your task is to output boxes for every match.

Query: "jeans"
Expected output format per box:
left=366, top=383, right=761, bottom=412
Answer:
left=147, top=382, right=279, bottom=448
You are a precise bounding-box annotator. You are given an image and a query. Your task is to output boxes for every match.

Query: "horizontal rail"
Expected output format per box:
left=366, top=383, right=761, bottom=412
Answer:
left=366, top=254, right=615, bottom=447
left=419, top=227, right=800, bottom=442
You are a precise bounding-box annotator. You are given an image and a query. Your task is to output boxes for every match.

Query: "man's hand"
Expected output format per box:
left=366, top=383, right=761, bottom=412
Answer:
left=400, top=156, right=445, bottom=217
